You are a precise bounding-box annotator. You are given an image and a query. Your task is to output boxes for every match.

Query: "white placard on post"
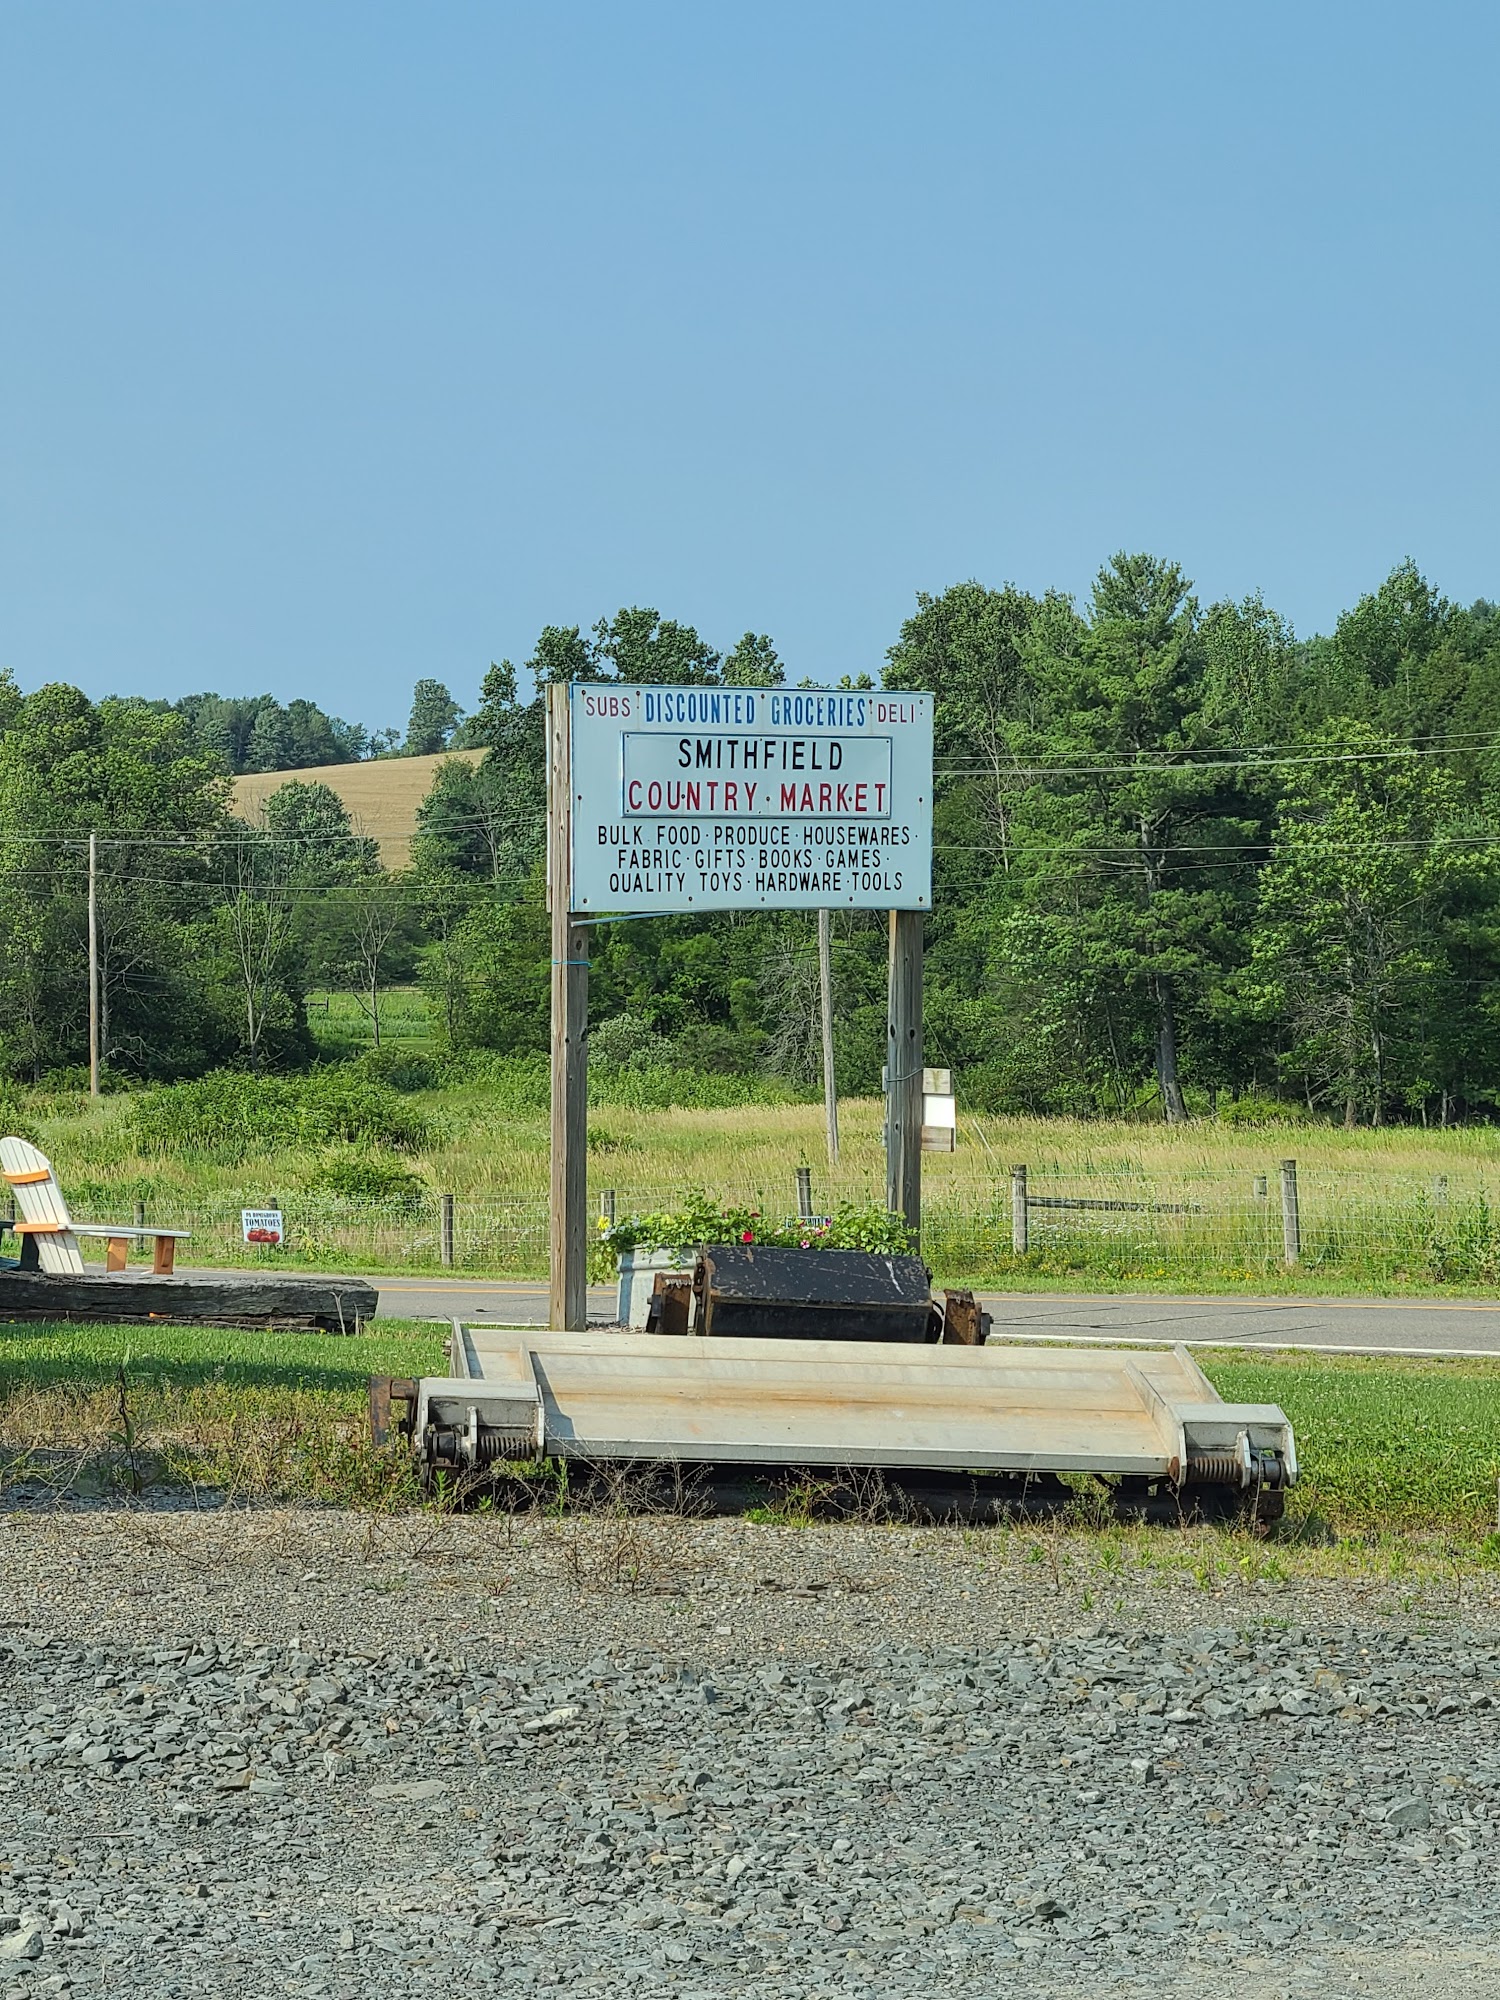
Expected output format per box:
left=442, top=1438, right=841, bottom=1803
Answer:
left=242, top=1208, right=283, bottom=1247
left=568, top=685, right=933, bottom=914
left=920, top=1065, right=956, bottom=1153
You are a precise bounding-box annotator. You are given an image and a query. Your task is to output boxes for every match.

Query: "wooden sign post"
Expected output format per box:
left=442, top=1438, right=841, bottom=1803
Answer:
left=547, top=686, right=589, bottom=1329
left=885, top=908, right=923, bottom=1241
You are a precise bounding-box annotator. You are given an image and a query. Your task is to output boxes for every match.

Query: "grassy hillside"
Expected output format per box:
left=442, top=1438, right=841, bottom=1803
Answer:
left=232, top=749, right=484, bottom=864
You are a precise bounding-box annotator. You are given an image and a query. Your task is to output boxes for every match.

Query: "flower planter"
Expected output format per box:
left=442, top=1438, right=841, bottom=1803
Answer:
left=615, top=1246, right=693, bottom=1329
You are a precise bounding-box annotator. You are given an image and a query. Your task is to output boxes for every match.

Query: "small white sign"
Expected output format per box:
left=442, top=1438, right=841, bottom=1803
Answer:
left=568, top=683, right=933, bottom=913
left=921, top=1068, right=956, bottom=1152
left=242, top=1208, right=283, bottom=1247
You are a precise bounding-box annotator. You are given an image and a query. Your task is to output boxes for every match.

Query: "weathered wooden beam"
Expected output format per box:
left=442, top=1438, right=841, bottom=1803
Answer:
left=0, top=1271, right=378, bottom=1332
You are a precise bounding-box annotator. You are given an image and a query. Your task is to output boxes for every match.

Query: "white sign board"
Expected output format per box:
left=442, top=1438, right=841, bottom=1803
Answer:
left=241, top=1208, right=283, bottom=1247
left=568, top=684, right=933, bottom=913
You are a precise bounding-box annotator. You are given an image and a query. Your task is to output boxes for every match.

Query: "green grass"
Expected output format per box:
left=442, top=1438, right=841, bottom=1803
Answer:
left=1204, top=1348, right=1500, bottom=1534
left=306, top=985, right=433, bottom=1059
left=2, top=1320, right=1498, bottom=1546
left=0, top=1318, right=444, bottom=1506
left=0, top=1316, right=443, bottom=1393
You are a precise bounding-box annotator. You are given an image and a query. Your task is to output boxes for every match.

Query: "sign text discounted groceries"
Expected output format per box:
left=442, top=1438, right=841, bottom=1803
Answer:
left=568, top=684, right=933, bottom=912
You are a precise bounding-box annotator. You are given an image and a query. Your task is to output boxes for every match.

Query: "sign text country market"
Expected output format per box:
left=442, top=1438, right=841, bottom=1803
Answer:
left=622, top=778, right=890, bottom=816
left=619, top=725, right=894, bottom=819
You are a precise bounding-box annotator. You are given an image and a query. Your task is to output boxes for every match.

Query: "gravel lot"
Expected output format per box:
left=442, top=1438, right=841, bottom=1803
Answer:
left=2, top=1506, right=1499, bottom=1999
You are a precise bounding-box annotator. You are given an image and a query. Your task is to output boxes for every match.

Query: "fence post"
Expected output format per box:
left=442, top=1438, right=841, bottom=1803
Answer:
left=1280, top=1159, right=1300, bottom=1266
left=440, top=1193, right=455, bottom=1269
left=796, top=1166, right=813, bottom=1224
left=133, top=1199, right=146, bottom=1230
left=1252, top=1174, right=1267, bottom=1200
left=1010, top=1164, right=1029, bottom=1255
left=600, top=1189, right=616, bottom=1229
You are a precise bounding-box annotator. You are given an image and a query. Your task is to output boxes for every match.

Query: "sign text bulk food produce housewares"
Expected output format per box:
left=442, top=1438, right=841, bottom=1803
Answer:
left=568, top=685, right=934, bottom=912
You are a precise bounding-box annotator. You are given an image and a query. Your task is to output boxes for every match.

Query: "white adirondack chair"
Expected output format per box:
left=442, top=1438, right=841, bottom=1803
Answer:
left=1, top=1137, right=190, bottom=1276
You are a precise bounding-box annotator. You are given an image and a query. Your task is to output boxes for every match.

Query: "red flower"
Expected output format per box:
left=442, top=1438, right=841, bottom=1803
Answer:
left=741, top=1229, right=754, bottom=1243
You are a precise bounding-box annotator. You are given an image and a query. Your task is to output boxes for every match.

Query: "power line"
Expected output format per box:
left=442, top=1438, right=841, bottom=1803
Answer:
left=933, top=738, right=1500, bottom=778
left=16, top=827, right=1500, bottom=896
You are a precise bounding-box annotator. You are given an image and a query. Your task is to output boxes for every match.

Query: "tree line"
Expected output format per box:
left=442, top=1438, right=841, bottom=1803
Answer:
left=1, top=566, right=1497, bottom=1125
left=162, top=676, right=474, bottom=774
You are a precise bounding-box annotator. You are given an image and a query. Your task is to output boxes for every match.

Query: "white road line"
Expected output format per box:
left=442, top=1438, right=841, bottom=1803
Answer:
left=979, top=1292, right=1500, bottom=1314
left=989, top=1330, right=1500, bottom=1360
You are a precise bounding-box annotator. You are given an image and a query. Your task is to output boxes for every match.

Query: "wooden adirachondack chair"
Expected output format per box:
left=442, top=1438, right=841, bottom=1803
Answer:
left=1, top=1136, right=190, bottom=1276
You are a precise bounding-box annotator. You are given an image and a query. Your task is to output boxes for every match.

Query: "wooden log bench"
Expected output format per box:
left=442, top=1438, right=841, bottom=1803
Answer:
left=0, top=1268, right=379, bottom=1334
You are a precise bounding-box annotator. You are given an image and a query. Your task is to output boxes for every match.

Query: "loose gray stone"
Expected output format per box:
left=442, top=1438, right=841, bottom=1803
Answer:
left=1385, top=1795, right=1431, bottom=1832
left=0, top=1925, right=44, bottom=1963
left=6, top=1518, right=1500, bottom=1999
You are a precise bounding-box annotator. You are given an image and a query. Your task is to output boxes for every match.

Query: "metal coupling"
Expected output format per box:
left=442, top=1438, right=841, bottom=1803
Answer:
left=1183, top=1444, right=1289, bottom=1491
left=1183, top=1449, right=1246, bottom=1486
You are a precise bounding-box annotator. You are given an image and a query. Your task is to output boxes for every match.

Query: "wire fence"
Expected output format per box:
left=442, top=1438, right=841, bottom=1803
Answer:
left=48, top=1160, right=1500, bottom=1290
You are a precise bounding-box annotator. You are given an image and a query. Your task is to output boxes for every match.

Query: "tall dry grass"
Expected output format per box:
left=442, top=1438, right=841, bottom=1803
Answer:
left=10, top=1086, right=1500, bottom=1290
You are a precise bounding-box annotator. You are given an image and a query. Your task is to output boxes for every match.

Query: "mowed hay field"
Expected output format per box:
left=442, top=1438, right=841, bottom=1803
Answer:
left=232, top=749, right=483, bottom=865
left=16, top=1078, right=1500, bottom=1291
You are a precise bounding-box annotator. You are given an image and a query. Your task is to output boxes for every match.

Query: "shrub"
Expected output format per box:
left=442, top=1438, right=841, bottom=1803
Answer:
left=354, top=1048, right=439, bottom=1093
left=1216, top=1095, right=1309, bottom=1128
left=296, top=1072, right=431, bottom=1150
left=591, top=1064, right=796, bottom=1110
left=428, top=1044, right=792, bottom=1111
left=672, top=1021, right=761, bottom=1076
left=1411, top=1192, right=1500, bottom=1286
left=590, top=1012, right=674, bottom=1072
left=37, top=1065, right=95, bottom=1096
left=129, top=1068, right=430, bottom=1162
left=302, top=1156, right=428, bottom=1209
left=0, top=1090, right=34, bottom=1145
left=431, top=1050, right=551, bottom=1110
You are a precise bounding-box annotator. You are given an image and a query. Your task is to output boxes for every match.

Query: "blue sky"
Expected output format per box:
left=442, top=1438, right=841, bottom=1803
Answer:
left=3, top=1, right=1497, bottom=730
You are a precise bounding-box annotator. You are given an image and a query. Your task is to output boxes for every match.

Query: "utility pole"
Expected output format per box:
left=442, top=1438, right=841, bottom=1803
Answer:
left=88, top=832, right=101, bottom=1098
left=817, top=908, right=839, bottom=1165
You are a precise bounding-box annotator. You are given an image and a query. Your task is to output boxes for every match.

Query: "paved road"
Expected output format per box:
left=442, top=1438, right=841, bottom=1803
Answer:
left=369, top=1273, right=1500, bottom=1358
left=981, top=1290, right=1500, bottom=1358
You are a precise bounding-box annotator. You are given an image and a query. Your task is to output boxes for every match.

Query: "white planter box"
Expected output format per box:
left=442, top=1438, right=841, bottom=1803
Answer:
left=616, top=1246, right=693, bottom=1328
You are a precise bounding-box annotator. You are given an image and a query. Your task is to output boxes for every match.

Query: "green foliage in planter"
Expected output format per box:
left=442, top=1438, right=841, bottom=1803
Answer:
left=603, top=1192, right=913, bottom=1258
